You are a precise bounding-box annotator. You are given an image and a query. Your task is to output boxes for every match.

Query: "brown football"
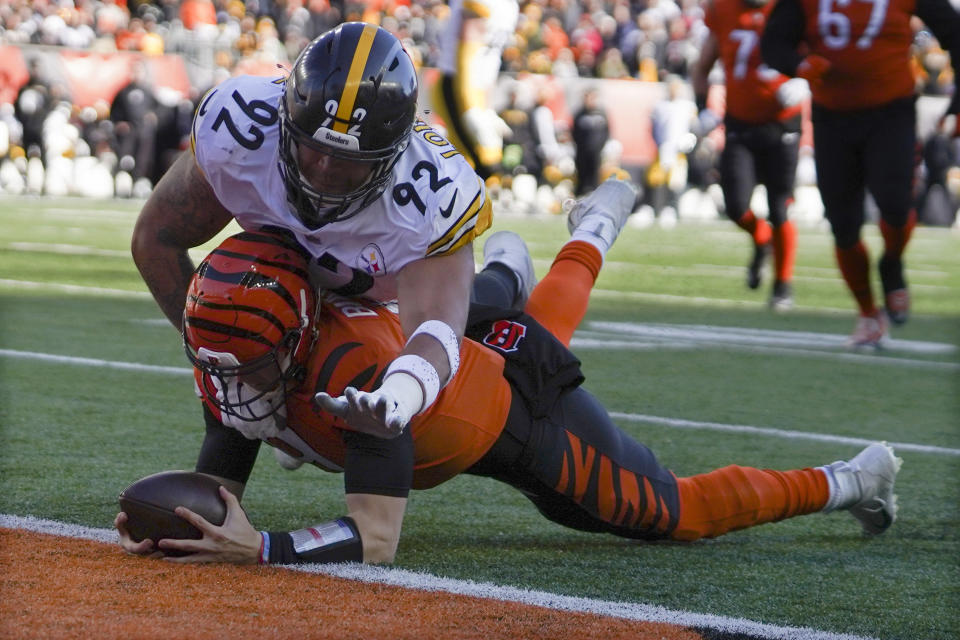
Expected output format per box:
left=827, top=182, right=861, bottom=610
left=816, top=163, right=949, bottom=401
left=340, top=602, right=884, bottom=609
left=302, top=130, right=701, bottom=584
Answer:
left=118, top=470, right=227, bottom=556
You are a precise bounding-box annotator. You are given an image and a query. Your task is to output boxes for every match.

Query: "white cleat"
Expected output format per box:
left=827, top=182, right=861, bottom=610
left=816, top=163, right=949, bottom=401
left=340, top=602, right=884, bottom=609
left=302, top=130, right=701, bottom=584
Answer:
left=846, top=311, right=889, bottom=350
left=482, top=230, right=537, bottom=310
left=274, top=447, right=304, bottom=471
left=566, top=177, right=639, bottom=249
left=821, top=442, right=902, bottom=535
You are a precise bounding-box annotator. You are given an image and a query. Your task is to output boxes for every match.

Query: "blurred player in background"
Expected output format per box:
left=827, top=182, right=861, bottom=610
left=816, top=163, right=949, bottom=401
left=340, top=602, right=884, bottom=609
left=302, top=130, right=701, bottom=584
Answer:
left=692, top=0, right=808, bottom=310
left=647, top=76, right=699, bottom=221
left=762, top=0, right=960, bottom=346
left=116, top=179, right=901, bottom=566
left=429, top=0, right=519, bottom=183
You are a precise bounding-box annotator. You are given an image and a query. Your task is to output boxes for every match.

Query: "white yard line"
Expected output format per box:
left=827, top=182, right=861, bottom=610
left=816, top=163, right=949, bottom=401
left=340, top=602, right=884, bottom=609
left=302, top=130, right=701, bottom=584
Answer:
left=0, top=279, right=151, bottom=298
left=7, top=242, right=132, bottom=257
left=0, top=349, right=189, bottom=375
left=610, top=413, right=960, bottom=457
left=3, top=347, right=957, bottom=457
left=583, top=321, right=957, bottom=355
left=572, top=335, right=960, bottom=371
left=0, top=513, right=879, bottom=640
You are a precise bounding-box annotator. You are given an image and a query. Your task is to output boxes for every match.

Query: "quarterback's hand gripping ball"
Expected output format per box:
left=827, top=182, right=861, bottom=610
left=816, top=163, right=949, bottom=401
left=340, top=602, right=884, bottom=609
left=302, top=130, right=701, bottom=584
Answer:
left=117, top=471, right=226, bottom=556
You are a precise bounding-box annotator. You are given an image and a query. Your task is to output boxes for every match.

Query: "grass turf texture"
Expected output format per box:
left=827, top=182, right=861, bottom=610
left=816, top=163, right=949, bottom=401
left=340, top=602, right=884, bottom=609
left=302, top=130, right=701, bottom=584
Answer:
left=1, top=196, right=958, bottom=639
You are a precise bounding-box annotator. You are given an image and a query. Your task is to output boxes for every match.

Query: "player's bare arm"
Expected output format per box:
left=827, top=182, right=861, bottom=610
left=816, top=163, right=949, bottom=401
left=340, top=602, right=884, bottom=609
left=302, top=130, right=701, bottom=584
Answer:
left=396, top=242, right=475, bottom=382
left=146, top=488, right=405, bottom=565
left=131, top=150, right=234, bottom=331
left=316, top=242, right=477, bottom=439
left=344, top=493, right=407, bottom=563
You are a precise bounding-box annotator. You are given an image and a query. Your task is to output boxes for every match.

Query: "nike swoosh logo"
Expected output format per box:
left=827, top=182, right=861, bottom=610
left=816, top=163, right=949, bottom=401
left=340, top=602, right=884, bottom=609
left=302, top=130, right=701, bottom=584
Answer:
left=440, top=190, right=458, bottom=218
left=198, top=89, right=217, bottom=116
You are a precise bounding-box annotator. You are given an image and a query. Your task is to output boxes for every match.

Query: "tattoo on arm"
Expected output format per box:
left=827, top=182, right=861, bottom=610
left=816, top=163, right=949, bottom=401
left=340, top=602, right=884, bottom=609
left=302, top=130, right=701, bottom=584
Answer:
left=134, top=152, right=233, bottom=330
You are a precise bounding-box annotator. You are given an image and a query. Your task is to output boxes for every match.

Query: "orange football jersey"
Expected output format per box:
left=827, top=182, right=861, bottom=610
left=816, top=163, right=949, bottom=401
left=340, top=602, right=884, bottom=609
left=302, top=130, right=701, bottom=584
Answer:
left=799, top=0, right=916, bottom=109
left=198, top=295, right=512, bottom=490
left=705, top=0, right=798, bottom=123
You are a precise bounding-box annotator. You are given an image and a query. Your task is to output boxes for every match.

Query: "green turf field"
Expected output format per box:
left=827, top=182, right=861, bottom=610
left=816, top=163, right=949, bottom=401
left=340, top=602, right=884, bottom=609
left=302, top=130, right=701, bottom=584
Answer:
left=1, top=196, right=957, bottom=639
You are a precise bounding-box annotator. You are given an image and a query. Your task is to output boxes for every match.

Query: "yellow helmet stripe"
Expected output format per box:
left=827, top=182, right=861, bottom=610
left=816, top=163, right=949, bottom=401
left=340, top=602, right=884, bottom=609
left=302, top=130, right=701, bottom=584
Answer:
left=333, top=24, right=378, bottom=134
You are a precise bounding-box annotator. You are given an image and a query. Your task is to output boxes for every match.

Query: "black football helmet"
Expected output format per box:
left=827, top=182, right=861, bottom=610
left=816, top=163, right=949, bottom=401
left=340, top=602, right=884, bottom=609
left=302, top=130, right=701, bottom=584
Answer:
left=279, top=22, right=419, bottom=229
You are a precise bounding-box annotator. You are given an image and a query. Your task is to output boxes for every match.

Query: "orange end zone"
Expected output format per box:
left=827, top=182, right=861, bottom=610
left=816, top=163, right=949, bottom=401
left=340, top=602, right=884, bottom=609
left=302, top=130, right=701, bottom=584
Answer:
left=0, top=528, right=706, bottom=639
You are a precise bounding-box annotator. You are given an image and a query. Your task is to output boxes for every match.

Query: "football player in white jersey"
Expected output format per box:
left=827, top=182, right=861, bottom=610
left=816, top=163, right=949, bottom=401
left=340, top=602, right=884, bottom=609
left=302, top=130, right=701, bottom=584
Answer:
left=131, top=22, right=492, bottom=439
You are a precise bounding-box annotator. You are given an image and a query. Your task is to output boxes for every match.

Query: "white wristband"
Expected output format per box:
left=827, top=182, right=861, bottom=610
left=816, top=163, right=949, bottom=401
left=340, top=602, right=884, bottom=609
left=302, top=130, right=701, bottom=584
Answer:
left=384, top=354, right=440, bottom=414
left=408, top=320, right=461, bottom=384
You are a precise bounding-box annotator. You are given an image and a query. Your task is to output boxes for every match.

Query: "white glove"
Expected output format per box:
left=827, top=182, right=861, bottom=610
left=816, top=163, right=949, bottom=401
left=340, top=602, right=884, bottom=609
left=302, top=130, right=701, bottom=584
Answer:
left=776, top=78, right=810, bottom=108
left=315, top=373, right=423, bottom=439
left=210, top=376, right=286, bottom=440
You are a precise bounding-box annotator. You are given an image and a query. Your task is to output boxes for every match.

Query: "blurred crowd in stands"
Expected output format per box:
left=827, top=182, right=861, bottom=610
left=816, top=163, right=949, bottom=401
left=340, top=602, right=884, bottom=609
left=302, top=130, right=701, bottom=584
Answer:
left=0, top=0, right=957, bottom=224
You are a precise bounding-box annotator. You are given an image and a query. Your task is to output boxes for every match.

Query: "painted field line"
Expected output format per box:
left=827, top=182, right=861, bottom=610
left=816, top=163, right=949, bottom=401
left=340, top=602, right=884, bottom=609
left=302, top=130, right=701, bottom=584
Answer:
left=601, top=263, right=952, bottom=290
left=3, top=244, right=215, bottom=262
left=588, top=321, right=957, bottom=355
left=0, top=279, right=151, bottom=298
left=0, top=513, right=878, bottom=640
left=573, top=323, right=959, bottom=371
left=0, top=349, right=190, bottom=375
left=570, top=332, right=960, bottom=371
left=611, top=412, right=960, bottom=457
left=7, top=242, right=131, bottom=257
left=691, top=263, right=951, bottom=279
left=586, top=287, right=856, bottom=314
left=573, top=335, right=960, bottom=372
left=4, top=347, right=958, bottom=457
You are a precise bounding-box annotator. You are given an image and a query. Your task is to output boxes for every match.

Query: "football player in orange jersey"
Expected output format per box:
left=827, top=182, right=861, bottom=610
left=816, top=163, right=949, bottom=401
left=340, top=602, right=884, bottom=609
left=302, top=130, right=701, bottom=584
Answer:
left=116, top=180, right=901, bottom=566
left=692, top=0, right=808, bottom=310
left=761, top=0, right=960, bottom=347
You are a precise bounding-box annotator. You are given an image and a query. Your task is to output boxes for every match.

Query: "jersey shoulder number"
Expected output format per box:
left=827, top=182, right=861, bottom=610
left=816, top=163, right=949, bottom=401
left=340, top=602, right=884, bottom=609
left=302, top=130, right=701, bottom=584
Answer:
left=192, top=76, right=283, bottom=157
left=389, top=120, right=491, bottom=257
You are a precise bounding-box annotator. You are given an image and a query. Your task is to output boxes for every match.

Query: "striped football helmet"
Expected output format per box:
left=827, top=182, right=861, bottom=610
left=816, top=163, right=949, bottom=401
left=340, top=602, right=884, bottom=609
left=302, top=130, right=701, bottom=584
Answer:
left=279, top=22, right=419, bottom=229
left=183, top=228, right=318, bottom=421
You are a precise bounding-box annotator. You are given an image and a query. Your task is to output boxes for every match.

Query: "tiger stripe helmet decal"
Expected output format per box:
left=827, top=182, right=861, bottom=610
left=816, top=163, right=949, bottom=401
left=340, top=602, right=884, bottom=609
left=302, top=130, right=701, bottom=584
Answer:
left=183, top=229, right=318, bottom=419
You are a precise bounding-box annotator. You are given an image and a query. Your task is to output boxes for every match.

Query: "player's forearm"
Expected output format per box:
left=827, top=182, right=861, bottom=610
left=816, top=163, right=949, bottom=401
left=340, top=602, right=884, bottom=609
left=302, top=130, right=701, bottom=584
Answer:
left=345, top=493, right=407, bottom=564
left=132, top=236, right=194, bottom=330
left=397, top=245, right=473, bottom=361
left=132, top=151, right=233, bottom=331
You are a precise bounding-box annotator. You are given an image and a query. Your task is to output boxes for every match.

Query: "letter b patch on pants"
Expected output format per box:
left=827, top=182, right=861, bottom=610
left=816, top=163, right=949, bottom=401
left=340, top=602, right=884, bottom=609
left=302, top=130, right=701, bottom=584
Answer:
left=482, top=319, right=527, bottom=353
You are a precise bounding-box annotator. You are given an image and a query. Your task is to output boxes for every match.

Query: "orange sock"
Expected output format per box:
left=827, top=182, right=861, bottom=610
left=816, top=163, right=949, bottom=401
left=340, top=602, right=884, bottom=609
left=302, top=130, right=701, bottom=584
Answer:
left=835, top=241, right=876, bottom=315
left=672, top=465, right=829, bottom=541
left=772, top=220, right=797, bottom=283
left=878, top=210, right=916, bottom=260
left=524, top=240, right=602, bottom=347
left=735, top=210, right=772, bottom=246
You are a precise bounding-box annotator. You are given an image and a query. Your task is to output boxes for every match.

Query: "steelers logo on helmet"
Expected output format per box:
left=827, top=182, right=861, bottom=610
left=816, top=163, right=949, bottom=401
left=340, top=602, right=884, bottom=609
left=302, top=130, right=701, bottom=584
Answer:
left=183, top=229, right=319, bottom=422
left=279, top=22, right=419, bottom=229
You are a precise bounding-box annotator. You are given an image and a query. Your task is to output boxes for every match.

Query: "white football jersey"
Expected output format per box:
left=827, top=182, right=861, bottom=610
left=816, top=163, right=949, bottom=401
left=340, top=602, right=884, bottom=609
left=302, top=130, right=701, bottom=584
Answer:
left=191, top=75, right=491, bottom=300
